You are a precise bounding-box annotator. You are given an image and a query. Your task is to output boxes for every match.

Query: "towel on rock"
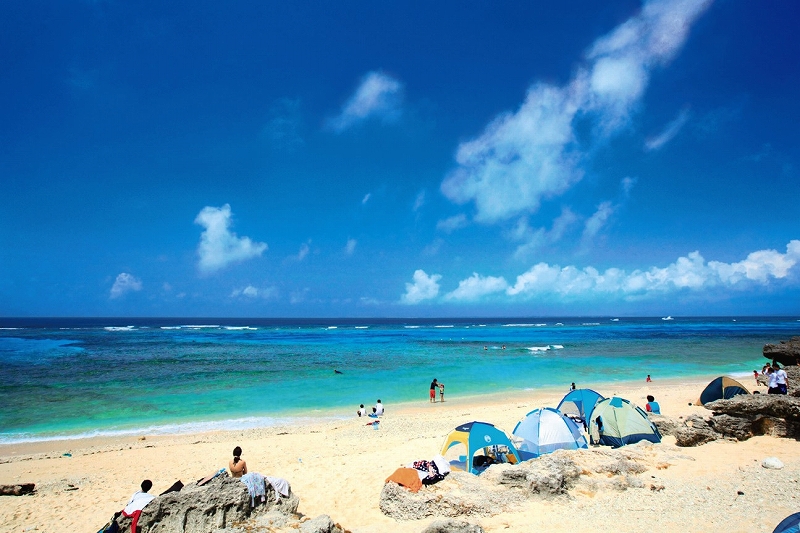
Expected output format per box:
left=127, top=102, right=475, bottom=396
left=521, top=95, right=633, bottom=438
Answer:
left=385, top=467, right=422, bottom=492
left=240, top=472, right=266, bottom=506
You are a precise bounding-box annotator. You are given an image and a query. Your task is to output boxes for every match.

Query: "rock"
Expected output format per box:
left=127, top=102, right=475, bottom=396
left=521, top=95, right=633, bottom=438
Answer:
left=763, top=337, right=800, bottom=367
left=707, top=414, right=754, bottom=440
left=299, top=514, right=346, bottom=533
left=116, top=474, right=299, bottom=533
left=762, top=457, right=785, bottom=470
left=650, top=414, right=680, bottom=436
left=705, top=394, right=800, bottom=421
left=674, top=415, right=719, bottom=447
left=421, top=519, right=485, bottom=533
left=0, top=483, right=35, bottom=496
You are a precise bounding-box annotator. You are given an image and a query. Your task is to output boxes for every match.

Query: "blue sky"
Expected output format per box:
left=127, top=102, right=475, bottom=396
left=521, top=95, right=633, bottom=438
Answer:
left=1, top=0, right=799, bottom=318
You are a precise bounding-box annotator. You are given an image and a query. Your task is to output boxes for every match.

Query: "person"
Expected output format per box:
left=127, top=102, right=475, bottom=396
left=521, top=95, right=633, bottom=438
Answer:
left=646, top=374, right=652, bottom=383
left=357, top=404, right=367, bottom=417
left=774, top=363, right=789, bottom=394
left=430, top=379, right=438, bottom=403
left=229, top=446, right=248, bottom=478
left=570, top=382, right=576, bottom=391
left=645, top=395, right=661, bottom=414
left=767, top=367, right=779, bottom=394
left=439, top=382, right=445, bottom=402
left=375, top=399, right=384, bottom=416
left=753, top=369, right=760, bottom=386
left=122, top=479, right=155, bottom=532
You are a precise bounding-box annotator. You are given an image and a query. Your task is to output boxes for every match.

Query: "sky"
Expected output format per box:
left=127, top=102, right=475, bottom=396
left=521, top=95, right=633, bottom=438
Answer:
left=1, top=0, right=799, bottom=318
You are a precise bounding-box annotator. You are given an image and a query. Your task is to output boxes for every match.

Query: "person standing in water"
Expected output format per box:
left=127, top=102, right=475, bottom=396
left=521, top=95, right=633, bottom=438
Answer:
left=430, top=379, right=438, bottom=403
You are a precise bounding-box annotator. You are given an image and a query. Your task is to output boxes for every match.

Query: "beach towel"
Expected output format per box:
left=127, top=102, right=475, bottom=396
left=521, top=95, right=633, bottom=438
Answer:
left=265, top=476, right=290, bottom=502
left=385, top=467, right=422, bottom=492
left=240, top=472, right=266, bottom=506
left=159, top=480, right=183, bottom=495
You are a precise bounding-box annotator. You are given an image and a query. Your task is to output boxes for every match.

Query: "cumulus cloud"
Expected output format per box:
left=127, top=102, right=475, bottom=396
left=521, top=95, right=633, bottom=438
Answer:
left=436, top=214, right=469, bottom=233
left=506, top=240, right=800, bottom=298
left=195, top=204, right=267, bottom=274
left=328, top=71, right=404, bottom=132
left=644, top=108, right=691, bottom=151
left=445, top=273, right=509, bottom=301
left=401, top=269, right=442, bottom=304
left=110, top=273, right=142, bottom=299
left=345, top=238, right=357, bottom=255
left=441, top=0, right=712, bottom=223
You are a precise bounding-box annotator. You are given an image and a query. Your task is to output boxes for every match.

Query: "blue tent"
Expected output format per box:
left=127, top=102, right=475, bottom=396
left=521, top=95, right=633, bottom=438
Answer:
left=774, top=512, right=800, bottom=533
left=557, top=388, right=605, bottom=428
left=587, top=397, right=662, bottom=448
left=440, top=421, right=521, bottom=475
left=512, top=407, right=588, bottom=460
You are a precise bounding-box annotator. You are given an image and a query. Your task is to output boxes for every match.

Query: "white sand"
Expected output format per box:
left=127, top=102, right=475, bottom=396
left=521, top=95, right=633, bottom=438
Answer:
left=1, top=376, right=798, bottom=533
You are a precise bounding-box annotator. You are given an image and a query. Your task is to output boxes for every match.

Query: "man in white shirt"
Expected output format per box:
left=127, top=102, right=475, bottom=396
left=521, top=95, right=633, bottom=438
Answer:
left=774, top=363, right=789, bottom=394
left=375, top=399, right=384, bottom=416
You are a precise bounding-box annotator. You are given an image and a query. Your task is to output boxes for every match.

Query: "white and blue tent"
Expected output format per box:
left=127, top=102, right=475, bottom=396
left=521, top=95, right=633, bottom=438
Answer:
left=512, top=407, right=588, bottom=460
left=556, top=388, right=605, bottom=428
left=587, top=397, right=662, bottom=448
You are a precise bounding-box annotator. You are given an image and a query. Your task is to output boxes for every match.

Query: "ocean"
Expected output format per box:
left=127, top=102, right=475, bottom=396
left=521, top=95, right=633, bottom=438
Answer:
left=0, top=316, right=797, bottom=444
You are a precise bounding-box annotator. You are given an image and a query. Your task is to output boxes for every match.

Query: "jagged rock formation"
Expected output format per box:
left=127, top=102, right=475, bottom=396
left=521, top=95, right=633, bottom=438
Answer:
left=763, top=336, right=800, bottom=367
left=112, top=474, right=345, bottom=533
left=672, top=393, right=800, bottom=446
left=379, top=444, right=690, bottom=521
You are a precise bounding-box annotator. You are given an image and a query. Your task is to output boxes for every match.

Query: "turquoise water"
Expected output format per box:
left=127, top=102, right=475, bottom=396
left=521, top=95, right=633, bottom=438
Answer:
left=0, top=316, right=797, bottom=443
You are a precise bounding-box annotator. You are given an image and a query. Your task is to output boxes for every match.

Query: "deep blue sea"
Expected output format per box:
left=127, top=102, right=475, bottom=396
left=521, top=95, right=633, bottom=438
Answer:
left=1, top=316, right=797, bottom=444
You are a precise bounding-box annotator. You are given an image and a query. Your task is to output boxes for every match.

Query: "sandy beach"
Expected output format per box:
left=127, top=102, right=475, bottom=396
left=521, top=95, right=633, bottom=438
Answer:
left=2, top=375, right=799, bottom=533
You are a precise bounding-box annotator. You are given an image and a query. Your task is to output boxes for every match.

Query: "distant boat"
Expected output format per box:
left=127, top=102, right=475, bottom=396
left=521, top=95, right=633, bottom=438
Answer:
left=661, top=316, right=674, bottom=321
left=610, top=318, right=619, bottom=322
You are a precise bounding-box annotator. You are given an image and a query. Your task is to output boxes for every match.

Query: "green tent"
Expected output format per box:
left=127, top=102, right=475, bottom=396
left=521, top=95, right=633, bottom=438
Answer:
left=587, top=397, right=661, bottom=448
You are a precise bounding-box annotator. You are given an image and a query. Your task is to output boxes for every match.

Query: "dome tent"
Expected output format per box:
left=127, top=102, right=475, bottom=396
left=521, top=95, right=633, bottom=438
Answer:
left=773, top=511, right=800, bottom=533
left=556, top=388, right=605, bottom=428
left=440, top=421, right=521, bottom=475
left=695, top=376, right=750, bottom=406
left=512, top=407, right=588, bottom=460
left=587, top=397, right=661, bottom=448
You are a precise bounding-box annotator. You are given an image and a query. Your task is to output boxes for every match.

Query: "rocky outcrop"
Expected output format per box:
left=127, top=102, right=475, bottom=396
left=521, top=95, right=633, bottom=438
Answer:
left=420, top=520, right=485, bottom=533
left=115, top=473, right=303, bottom=533
left=763, top=336, right=800, bottom=367
left=673, top=394, right=800, bottom=446
left=379, top=445, right=681, bottom=521
left=0, top=483, right=35, bottom=496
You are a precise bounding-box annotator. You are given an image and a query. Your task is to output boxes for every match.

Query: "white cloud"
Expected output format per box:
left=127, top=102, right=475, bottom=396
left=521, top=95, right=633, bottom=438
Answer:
left=110, top=273, right=142, bottom=299
left=511, top=208, right=579, bottom=259
left=506, top=239, right=800, bottom=299
left=401, top=269, right=442, bottom=304
left=445, top=273, right=509, bottom=301
left=231, top=285, right=277, bottom=299
left=362, top=193, right=371, bottom=205
left=436, top=214, right=469, bottom=233
left=296, top=242, right=310, bottom=262
left=441, top=0, right=712, bottom=223
left=413, top=190, right=426, bottom=212
left=581, top=201, right=616, bottom=245
left=345, top=238, right=357, bottom=255
left=328, top=71, right=404, bottom=132
left=644, top=108, right=691, bottom=151
left=195, top=204, right=267, bottom=274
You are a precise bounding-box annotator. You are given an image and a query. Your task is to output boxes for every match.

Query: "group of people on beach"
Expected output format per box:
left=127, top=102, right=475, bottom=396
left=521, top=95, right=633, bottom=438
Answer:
left=356, top=399, right=385, bottom=417
left=430, top=378, right=445, bottom=402
left=757, top=362, right=789, bottom=394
